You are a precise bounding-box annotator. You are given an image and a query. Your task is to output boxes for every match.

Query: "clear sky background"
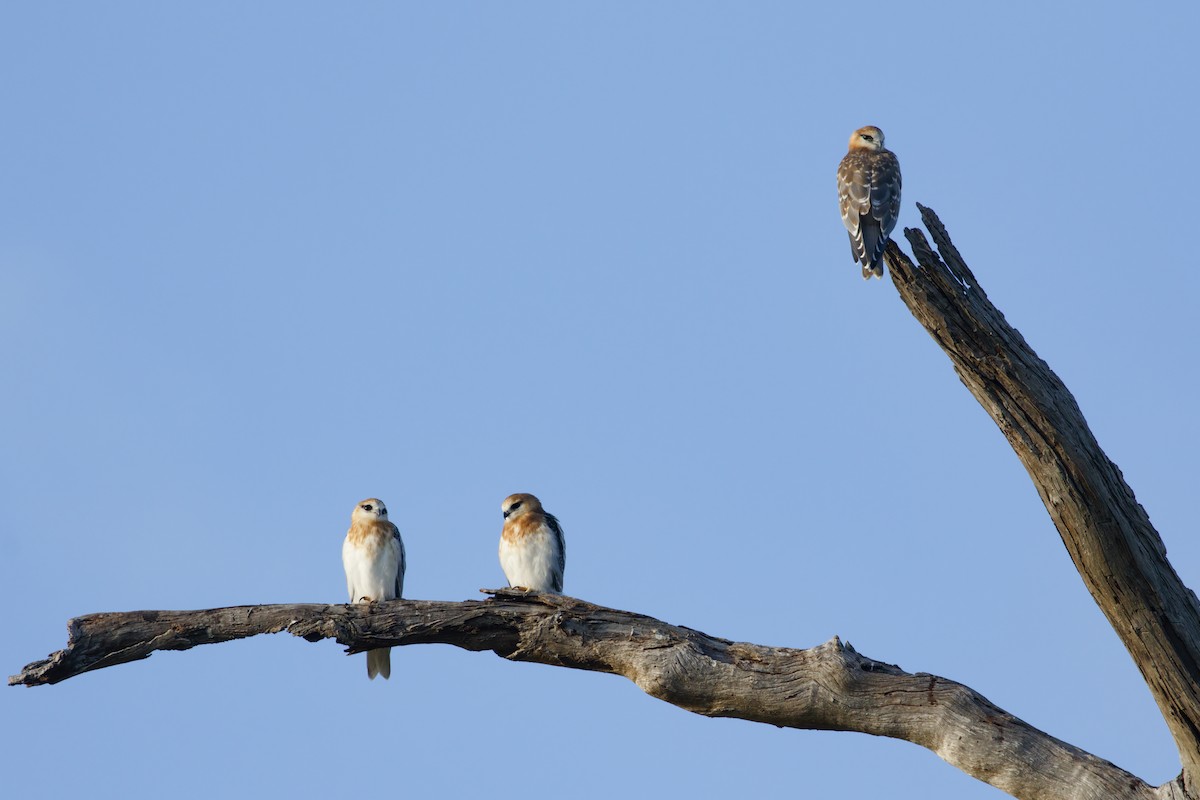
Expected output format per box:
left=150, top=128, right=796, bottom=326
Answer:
left=3, top=3, right=1198, bottom=798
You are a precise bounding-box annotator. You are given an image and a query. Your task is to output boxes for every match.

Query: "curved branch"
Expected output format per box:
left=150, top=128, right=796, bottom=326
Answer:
left=10, top=210, right=1196, bottom=800
left=886, top=207, right=1200, bottom=789
left=7, top=591, right=1160, bottom=800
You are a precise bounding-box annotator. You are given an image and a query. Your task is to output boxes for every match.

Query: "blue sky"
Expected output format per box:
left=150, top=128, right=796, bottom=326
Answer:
left=4, top=3, right=1198, bottom=798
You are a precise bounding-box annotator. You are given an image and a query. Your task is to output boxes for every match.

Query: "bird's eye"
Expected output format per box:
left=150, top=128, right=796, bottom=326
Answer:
left=362, top=504, right=373, bottom=512
left=862, top=134, right=874, bottom=142
left=510, top=501, right=523, bottom=513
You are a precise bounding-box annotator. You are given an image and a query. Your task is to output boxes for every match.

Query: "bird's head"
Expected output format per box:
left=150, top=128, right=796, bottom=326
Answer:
left=502, top=493, right=542, bottom=521
left=849, top=126, right=886, bottom=152
left=353, top=498, right=388, bottom=522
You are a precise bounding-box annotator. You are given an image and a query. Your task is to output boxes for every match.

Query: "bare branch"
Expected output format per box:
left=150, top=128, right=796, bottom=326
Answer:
left=8, top=591, right=1159, bottom=800
left=11, top=209, right=1197, bottom=800
left=886, top=207, right=1200, bottom=790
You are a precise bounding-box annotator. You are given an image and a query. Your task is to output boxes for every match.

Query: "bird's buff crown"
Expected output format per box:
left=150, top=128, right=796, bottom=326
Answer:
left=848, top=125, right=885, bottom=151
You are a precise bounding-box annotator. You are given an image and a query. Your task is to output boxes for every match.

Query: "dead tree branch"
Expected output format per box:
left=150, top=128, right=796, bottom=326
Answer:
left=9, top=590, right=1159, bottom=800
left=10, top=207, right=1197, bottom=800
left=886, top=206, right=1200, bottom=795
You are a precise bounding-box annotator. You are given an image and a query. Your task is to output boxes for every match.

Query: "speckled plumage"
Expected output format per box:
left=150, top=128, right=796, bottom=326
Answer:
left=837, top=125, right=902, bottom=279
left=498, top=493, right=565, bottom=594
left=342, top=497, right=406, bottom=679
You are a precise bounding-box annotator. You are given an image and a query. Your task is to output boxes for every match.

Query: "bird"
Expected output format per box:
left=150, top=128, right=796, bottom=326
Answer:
left=837, top=125, right=902, bottom=279
left=341, top=497, right=406, bottom=680
left=498, top=493, right=565, bottom=594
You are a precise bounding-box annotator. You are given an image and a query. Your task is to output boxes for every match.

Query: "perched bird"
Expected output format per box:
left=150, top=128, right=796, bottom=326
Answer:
left=342, top=497, right=406, bottom=680
left=837, top=125, right=902, bottom=279
left=498, top=493, right=565, bottom=593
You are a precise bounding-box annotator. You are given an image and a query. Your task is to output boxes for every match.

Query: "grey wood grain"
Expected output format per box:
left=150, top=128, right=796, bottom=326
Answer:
left=890, top=206, right=1200, bottom=793
left=5, top=590, right=1168, bottom=799
left=11, top=207, right=1198, bottom=800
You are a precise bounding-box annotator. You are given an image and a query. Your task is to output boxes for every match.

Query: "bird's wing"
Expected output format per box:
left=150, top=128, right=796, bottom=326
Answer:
left=341, top=535, right=358, bottom=602
left=392, top=524, right=406, bottom=599
left=870, top=150, right=902, bottom=238
left=544, top=512, right=566, bottom=594
left=838, top=153, right=873, bottom=264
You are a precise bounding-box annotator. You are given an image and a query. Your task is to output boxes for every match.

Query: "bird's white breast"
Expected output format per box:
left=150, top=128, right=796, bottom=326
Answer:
left=499, top=524, right=562, bottom=593
left=343, top=527, right=403, bottom=603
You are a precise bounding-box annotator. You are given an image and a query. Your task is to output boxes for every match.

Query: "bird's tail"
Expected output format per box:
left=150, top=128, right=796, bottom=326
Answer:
left=862, top=262, right=884, bottom=280
left=366, top=648, right=391, bottom=680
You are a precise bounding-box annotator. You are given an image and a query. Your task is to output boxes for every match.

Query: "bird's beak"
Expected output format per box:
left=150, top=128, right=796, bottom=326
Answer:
left=502, top=510, right=511, bottom=520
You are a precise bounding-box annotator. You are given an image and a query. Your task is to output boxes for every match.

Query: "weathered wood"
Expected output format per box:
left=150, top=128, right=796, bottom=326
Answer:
left=11, top=208, right=1199, bottom=800
left=8, top=590, right=1159, bottom=800
left=888, top=207, right=1200, bottom=794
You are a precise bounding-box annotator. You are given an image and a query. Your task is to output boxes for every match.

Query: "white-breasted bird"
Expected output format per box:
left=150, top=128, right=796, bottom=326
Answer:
left=498, top=493, right=565, bottom=594
left=342, top=497, right=406, bottom=680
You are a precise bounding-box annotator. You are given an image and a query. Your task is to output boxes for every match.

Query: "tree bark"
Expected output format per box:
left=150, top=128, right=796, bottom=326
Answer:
left=10, top=207, right=1198, bottom=800
left=5, top=590, right=1168, bottom=800
left=890, top=206, right=1200, bottom=795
